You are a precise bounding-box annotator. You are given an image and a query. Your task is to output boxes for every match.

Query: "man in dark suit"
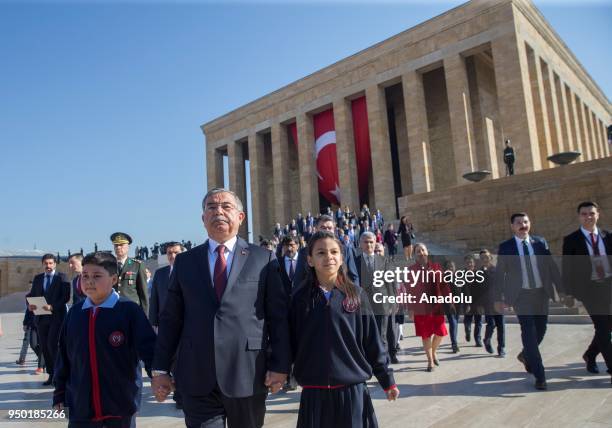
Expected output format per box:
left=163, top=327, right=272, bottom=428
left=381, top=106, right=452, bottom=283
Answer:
left=152, top=188, right=290, bottom=428
left=149, top=241, right=184, bottom=329
left=277, top=235, right=299, bottom=296
left=494, top=213, right=563, bottom=390
left=68, top=253, right=86, bottom=305
left=26, top=253, right=70, bottom=386
left=293, top=214, right=359, bottom=289
left=562, top=201, right=612, bottom=383
left=149, top=241, right=185, bottom=408
left=357, top=231, right=398, bottom=363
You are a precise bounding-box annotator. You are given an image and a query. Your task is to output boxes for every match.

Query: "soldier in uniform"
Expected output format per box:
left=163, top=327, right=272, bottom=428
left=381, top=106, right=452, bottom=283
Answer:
left=111, top=232, right=149, bottom=316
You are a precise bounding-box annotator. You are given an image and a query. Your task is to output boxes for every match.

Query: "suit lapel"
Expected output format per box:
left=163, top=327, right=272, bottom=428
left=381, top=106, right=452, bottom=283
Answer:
left=195, top=242, right=218, bottom=304
left=224, top=238, right=250, bottom=299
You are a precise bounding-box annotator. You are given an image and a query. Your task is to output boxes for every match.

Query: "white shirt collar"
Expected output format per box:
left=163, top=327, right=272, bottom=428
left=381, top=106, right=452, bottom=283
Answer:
left=45, top=270, right=56, bottom=277
left=117, top=257, right=128, bottom=265
left=208, top=236, right=238, bottom=255
left=285, top=253, right=298, bottom=262
left=580, top=226, right=599, bottom=238
left=514, top=235, right=531, bottom=245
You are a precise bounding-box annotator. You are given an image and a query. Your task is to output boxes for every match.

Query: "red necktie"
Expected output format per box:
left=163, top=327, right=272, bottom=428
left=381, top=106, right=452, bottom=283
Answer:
left=590, top=233, right=605, bottom=280
left=77, top=275, right=83, bottom=296
left=214, top=245, right=227, bottom=301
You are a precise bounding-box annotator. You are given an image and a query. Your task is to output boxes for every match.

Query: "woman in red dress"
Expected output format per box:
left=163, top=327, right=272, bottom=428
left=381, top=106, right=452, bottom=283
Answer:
left=407, top=243, right=450, bottom=372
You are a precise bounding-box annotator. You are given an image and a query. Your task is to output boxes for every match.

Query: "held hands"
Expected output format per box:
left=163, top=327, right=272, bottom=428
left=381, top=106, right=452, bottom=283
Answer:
left=494, top=301, right=506, bottom=314
left=151, top=374, right=174, bottom=402
left=43, top=305, right=52, bottom=312
left=53, top=403, right=64, bottom=411
left=264, top=371, right=287, bottom=394
left=386, top=386, right=400, bottom=401
left=28, top=305, right=37, bottom=311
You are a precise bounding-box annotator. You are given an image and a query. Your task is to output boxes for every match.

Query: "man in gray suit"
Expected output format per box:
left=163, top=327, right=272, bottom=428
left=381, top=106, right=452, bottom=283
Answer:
left=152, top=188, right=290, bottom=428
left=357, top=231, right=398, bottom=363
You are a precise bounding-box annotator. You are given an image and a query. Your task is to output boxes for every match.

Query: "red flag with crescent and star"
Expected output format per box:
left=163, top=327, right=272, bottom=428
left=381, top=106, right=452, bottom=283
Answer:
left=313, top=109, right=340, bottom=205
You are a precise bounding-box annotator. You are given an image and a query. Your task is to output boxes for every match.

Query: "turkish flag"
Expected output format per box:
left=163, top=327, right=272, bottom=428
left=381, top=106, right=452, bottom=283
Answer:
left=313, top=109, right=340, bottom=206
left=351, top=96, right=371, bottom=203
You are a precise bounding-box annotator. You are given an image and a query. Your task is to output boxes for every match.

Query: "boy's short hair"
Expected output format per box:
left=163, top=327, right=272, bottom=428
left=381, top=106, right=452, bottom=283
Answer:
left=83, top=252, right=118, bottom=276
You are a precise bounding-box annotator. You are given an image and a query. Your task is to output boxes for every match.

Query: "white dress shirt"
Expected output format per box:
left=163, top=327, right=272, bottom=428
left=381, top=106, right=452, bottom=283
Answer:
left=284, top=253, right=298, bottom=278
left=514, top=235, right=543, bottom=289
left=207, top=236, right=238, bottom=286
left=580, top=227, right=612, bottom=281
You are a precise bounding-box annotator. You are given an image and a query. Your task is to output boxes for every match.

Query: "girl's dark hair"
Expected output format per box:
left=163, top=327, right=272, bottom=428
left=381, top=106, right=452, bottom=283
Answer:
left=82, top=252, right=118, bottom=276
left=305, top=231, right=360, bottom=304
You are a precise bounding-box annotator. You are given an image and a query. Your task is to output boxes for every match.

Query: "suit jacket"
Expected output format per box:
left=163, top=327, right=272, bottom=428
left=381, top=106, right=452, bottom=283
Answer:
left=71, top=274, right=86, bottom=305
left=149, top=265, right=171, bottom=326
left=27, top=272, right=70, bottom=324
left=277, top=255, right=297, bottom=296
left=356, top=253, right=396, bottom=315
left=562, top=228, right=612, bottom=302
left=115, top=257, right=149, bottom=316
left=293, top=244, right=360, bottom=290
left=153, top=238, right=291, bottom=398
left=494, top=235, right=561, bottom=306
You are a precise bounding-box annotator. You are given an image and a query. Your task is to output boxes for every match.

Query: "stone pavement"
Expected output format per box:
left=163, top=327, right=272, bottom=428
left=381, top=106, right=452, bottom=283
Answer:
left=0, top=312, right=610, bottom=428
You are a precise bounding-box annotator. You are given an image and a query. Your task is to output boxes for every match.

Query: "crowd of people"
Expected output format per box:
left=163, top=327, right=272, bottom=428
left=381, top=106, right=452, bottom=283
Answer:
left=10, top=188, right=611, bottom=427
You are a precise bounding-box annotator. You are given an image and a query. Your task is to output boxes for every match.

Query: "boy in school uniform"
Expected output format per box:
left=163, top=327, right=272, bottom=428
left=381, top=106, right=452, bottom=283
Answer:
left=53, top=252, right=156, bottom=427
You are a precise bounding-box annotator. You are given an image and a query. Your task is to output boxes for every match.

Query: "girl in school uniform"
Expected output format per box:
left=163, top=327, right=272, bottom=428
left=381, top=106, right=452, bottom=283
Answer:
left=290, top=231, right=399, bottom=428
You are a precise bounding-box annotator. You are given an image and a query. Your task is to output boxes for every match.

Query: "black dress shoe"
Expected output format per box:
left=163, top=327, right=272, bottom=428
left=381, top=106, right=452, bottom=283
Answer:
left=483, top=339, right=494, bottom=354
left=475, top=339, right=483, bottom=347
left=390, top=355, right=399, bottom=364
left=452, top=344, right=460, bottom=353
left=498, top=348, right=506, bottom=358
left=534, top=380, right=547, bottom=391
left=582, top=353, right=599, bottom=374
left=42, top=378, right=53, bottom=386
left=517, top=352, right=532, bottom=373
left=426, top=365, right=434, bottom=372
left=465, top=331, right=471, bottom=342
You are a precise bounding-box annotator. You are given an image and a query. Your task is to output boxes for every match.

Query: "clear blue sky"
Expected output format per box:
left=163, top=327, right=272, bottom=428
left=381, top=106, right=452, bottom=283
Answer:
left=1, top=0, right=610, bottom=254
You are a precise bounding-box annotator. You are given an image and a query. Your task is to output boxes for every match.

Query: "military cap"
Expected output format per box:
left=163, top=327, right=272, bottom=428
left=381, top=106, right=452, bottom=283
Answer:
left=110, top=232, right=133, bottom=245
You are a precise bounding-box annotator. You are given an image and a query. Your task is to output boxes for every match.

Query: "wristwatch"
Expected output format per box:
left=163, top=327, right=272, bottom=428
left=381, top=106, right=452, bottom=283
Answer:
left=151, top=370, right=169, bottom=377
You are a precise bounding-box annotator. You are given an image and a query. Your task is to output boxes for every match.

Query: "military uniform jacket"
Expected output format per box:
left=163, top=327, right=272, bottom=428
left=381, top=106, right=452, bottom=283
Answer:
left=115, top=258, right=149, bottom=315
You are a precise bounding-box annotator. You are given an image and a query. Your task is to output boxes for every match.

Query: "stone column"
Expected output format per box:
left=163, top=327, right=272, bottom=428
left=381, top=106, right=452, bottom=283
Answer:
left=365, top=84, right=396, bottom=220
left=296, top=112, right=319, bottom=215
left=556, top=76, right=573, bottom=151
left=248, top=133, right=265, bottom=240
left=402, top=71, right=433, bottom=193
left=587, top=109, right=599, bottom=159
left=491, top=33, right=541, bottom=172
left=569, top=92, right=584, bottom=161
left=541, top=60, right=564, bottom=157
left=444, top=54, right=477, bottom=183
left=206, top=142, right=225, bottom=189
left=578, top=101, right=592, bottom=161
left=271, top=122, right=291, bottom=225
left=227, top=140, right=247, bottom=237
left=529, top=51, right=554, bottom=168
left=600, top=120, right=610, bottom=157
left=333, top=97, right=360, bottom=211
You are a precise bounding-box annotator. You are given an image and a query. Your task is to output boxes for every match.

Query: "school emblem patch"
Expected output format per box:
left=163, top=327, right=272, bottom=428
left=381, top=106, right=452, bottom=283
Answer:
left=109, top=331, right=125, bottom=347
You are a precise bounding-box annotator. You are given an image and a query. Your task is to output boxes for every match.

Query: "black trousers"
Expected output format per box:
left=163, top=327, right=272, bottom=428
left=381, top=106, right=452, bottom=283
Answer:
left=582, top=283, right=612, bottom=372
left=182, top=387, right=266, bottom=428
left=37, top=319, right=62, bottom=377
